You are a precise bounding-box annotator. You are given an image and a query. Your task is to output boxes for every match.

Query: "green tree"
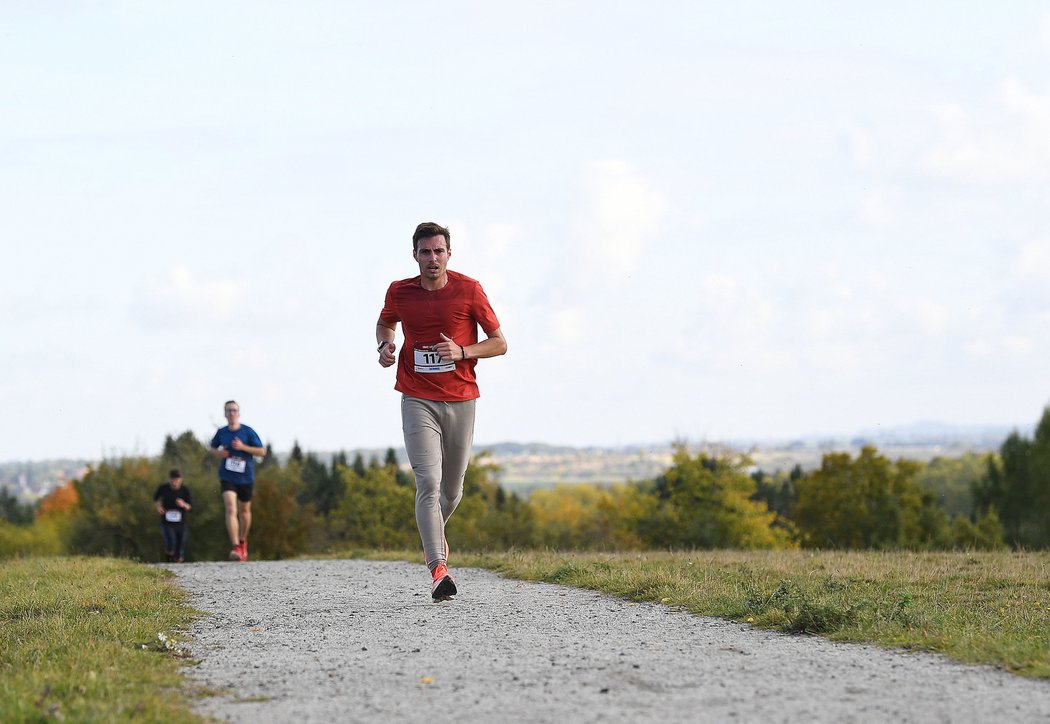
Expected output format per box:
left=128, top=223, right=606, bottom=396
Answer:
left=974, top=407, right=1050, bottom=548
left=298, top=451, right=341, bottom=516
left=257, top=442, right=279, bottom=469
left=250, top=463, right=315, bottom=559
left=751, top=466, right=799, bottom=522
left=70, top=458, right=159, bottom=559
left=325, top=465, right=417, bottom=550
left=0, top=487, right=33, bottom=525
left=384, top=447, right=412, bottom=487
left=446, top=453, right=538, bottom=550
left=352, top=453, right=367, bottom=477
left=918, top=453, right=989, bottom=518
left=332, top=451, right=348, bottom=472
left=159, top=430, right=212, bottom=477
left=794, top=446, right=949, bottom=549
left=639, top=447, right=794, bottom=549
left=950, top=508, right=1006, bottom=550
left=529, top=482, right=652, bottom=550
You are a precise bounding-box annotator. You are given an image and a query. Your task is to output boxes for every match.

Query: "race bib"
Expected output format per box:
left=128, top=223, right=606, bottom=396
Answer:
left=164, top=510, right=182, bottom=523
left=225, top=457, right=247, bottom=473
left=413, top=344, right=455, bottom=374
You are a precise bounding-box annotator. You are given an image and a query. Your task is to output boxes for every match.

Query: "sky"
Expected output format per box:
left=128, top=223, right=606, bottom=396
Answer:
left=3, top=2, right=1050, bottom=462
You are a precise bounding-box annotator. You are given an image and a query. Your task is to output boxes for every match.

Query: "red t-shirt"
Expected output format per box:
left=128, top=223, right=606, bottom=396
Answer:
left=379, top=270, right=502, bottom=402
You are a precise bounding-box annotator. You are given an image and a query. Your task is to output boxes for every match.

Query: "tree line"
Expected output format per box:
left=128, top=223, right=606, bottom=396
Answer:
left=4, top=406, right=1050, bottom=560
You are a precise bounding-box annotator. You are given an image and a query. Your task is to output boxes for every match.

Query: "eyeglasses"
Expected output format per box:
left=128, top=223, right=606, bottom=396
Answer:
left=224, top=408, right=240, bottom=414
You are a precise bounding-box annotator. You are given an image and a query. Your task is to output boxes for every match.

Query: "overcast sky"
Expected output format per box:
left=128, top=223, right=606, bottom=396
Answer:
left=3, top=2, right=1049, bottom=462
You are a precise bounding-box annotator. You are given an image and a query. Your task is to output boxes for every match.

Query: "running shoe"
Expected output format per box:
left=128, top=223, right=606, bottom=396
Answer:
left=430, top=563, right=457, bottom=600
left=228, top=545, right=243, bottom=562
left=240, top=540, right=249, bottom=561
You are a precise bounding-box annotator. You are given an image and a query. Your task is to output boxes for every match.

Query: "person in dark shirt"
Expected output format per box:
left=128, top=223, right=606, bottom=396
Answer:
left=153, top=468, right=193, bottom=562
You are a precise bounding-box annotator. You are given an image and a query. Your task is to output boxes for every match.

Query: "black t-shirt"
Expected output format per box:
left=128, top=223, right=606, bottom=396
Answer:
left=153, top=483, right=192, bottom=518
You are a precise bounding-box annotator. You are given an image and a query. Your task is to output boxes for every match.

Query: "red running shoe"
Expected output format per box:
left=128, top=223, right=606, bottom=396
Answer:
left=430, top=562, right=457, bottom=600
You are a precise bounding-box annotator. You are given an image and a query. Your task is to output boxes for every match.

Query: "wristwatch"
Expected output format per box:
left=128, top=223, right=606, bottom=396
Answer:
left=377, top=341, right=389, bottom=353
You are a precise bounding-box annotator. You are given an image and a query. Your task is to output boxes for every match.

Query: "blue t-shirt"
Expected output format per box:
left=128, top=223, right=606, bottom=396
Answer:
left=210, top=425, right=263, bottom=485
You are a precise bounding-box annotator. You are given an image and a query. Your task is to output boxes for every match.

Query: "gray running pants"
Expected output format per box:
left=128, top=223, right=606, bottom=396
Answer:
left=401, top=395, right=476, bottom=568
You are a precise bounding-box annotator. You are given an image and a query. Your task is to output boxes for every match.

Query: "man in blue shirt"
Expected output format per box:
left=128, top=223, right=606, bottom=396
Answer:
left=210, top=400, right=266, bottom=561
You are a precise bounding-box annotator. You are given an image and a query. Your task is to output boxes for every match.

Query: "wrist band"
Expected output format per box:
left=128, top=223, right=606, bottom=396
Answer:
left=377, top=341, right=388, bottom=353
left=461, top=345, right=466, bottom=360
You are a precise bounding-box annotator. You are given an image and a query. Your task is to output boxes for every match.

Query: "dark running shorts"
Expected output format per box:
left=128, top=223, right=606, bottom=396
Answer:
left=220, top=481, right=254, bottom=502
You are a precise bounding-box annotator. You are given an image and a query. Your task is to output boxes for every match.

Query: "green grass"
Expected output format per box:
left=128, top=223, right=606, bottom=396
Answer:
left=0, top=557, right=203, bottom=722
left=427, top=549, right=1050, bottom=678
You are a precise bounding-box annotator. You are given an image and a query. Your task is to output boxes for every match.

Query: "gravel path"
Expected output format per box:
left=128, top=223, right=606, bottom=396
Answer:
left=166, top=559, right=1050, bottom=723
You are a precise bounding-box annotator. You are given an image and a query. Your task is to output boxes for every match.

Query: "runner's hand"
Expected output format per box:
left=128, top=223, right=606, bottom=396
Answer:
left=436, top=333, right=462, bottom=363
left=378, top=342, right=396, bottom=367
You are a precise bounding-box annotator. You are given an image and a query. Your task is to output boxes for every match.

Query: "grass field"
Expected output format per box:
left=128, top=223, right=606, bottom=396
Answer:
left=0, top=557, right=202, bottom=722
left=2, top=550, right=1048, bottom=721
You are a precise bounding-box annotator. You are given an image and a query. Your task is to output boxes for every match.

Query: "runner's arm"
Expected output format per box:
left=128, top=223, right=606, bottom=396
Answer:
left=230, top=439, right=266, bottom=456
left=461, top=328, right=507, bottom=360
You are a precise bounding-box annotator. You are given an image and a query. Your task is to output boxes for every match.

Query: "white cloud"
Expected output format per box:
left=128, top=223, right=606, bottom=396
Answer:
left=808, top=307, right=850, bottom=337
left=699, top=274, right=774, bottom=338
left=551, top=305, right=586, bottom=346
left=963, top=338, right=993, bottom=358
left=573, top=160, right=669, bottom=284
left=921, top=77, right=1050, bottom=183
left=457, top=220, right=522, bottom=298
left=480, top=222, right=519, bottom=254
left=1014, top=240, right=1050, bottom=279
left=801, top=341, right=864, bottom=376
left=844, top=125, right=874, bottom=168
left=907, top=298, right=950, bottom=336
left=133, top=264, right=248, bottom=328
left=859, top=186, right=898, bottom=226
left=1005, top=335, right=1034, bottom=354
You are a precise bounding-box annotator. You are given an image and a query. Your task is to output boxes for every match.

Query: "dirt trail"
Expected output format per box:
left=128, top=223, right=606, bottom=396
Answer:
left=167, top=559, right=1050, bottom=723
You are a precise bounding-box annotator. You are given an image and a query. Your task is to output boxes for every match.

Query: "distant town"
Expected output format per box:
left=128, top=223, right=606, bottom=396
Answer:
left=1, top=421, right=1018, bottom=502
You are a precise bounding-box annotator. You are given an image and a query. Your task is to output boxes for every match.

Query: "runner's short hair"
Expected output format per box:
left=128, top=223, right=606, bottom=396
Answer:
left=412, top=222, right=451, bottom=252
left=169, top=468, right=181, bottom=479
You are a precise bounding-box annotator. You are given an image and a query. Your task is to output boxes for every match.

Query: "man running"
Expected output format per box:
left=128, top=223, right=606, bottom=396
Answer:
left=377, top=221, right=507, bottom=599
left=210, top=400, right=266, bottom=561
left=153, top=468, right=192, bottom=562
